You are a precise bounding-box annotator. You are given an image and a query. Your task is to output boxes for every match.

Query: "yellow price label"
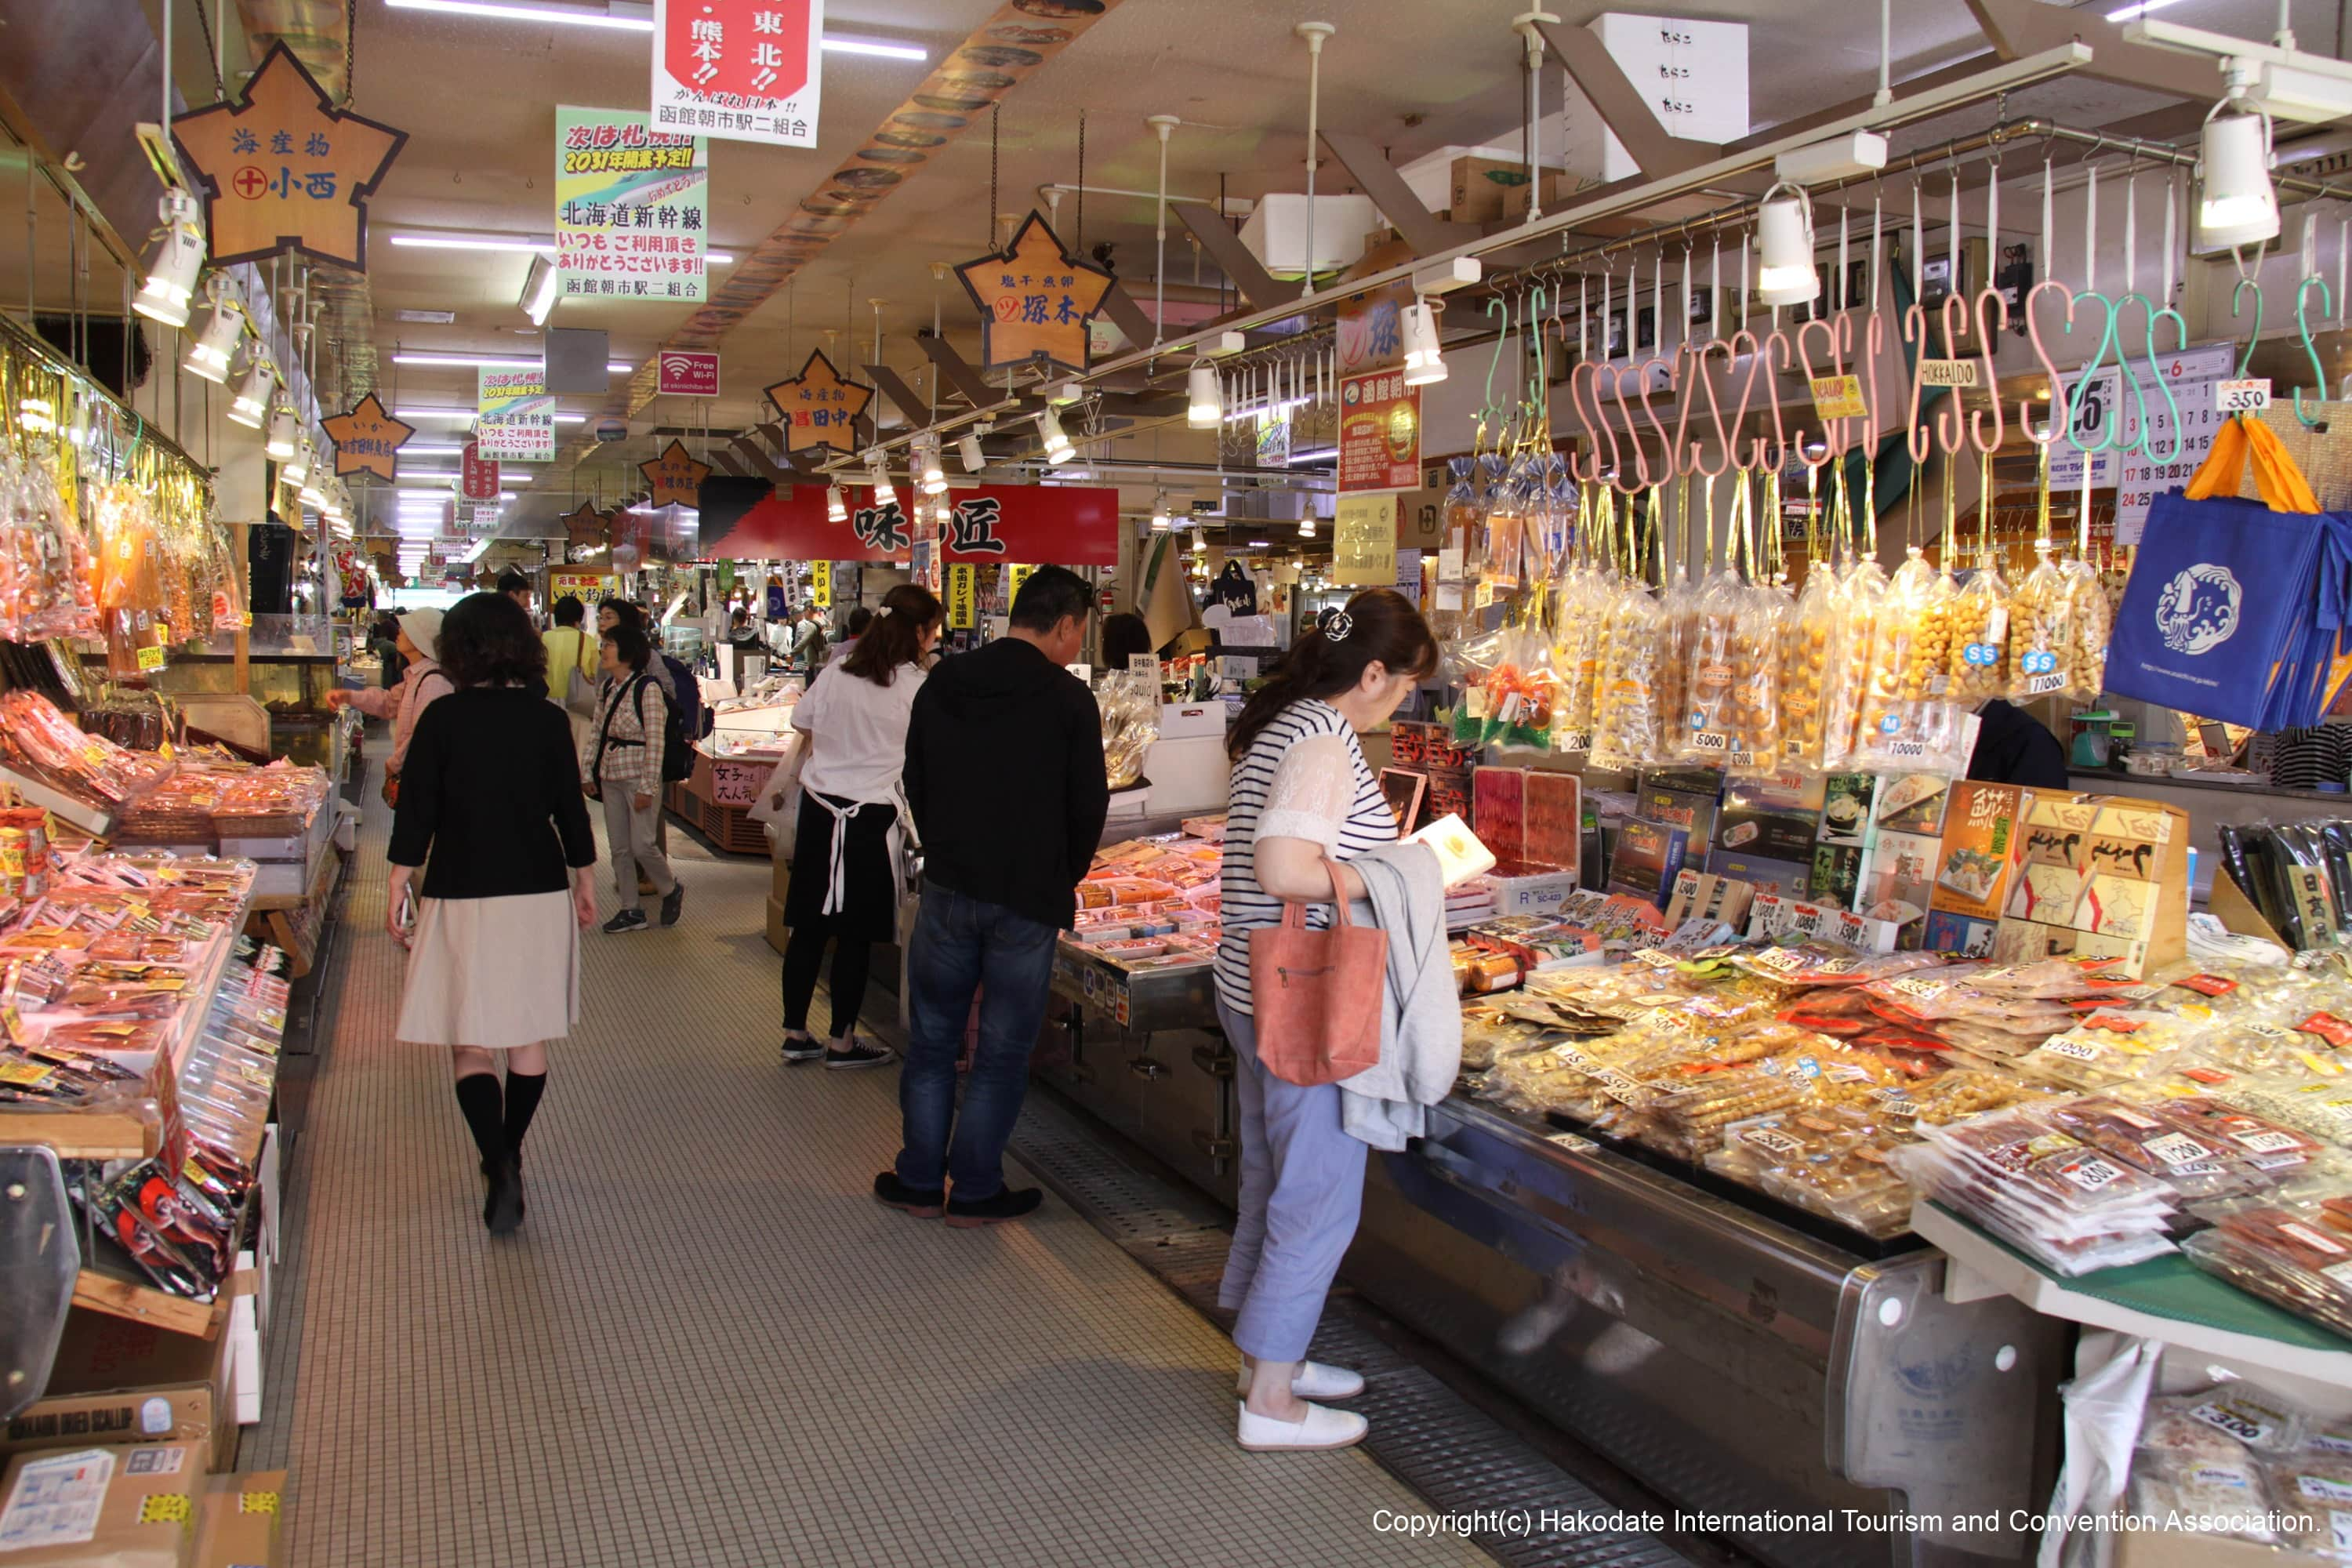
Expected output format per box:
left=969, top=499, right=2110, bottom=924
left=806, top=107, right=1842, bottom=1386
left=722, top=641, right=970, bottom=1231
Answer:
left=1809, top=374, right=1867, bottom=421
left=136, top=644, right=165, bottom=673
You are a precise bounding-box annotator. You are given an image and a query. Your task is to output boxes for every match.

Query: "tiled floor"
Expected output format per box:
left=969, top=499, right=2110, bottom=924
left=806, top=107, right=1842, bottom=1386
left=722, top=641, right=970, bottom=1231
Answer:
left=248, top=779, right=1494, bottom=1566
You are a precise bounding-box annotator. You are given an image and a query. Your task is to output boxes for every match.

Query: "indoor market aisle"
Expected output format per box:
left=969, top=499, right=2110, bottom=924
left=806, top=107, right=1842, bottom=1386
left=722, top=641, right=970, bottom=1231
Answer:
left=246, top=782, right=1495, bottom=1568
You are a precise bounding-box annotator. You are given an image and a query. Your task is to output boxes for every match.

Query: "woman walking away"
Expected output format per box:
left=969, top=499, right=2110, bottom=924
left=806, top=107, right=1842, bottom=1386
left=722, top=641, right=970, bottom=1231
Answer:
left=1215, top=588, right=1439, bottom=1453
left=780, top=583, right=942, bottom=1069
left=328, top=607, right=449, bottom=809
left=584, top=622, right=681, bottom=934
left=387, top=592, right=597, bottom=1236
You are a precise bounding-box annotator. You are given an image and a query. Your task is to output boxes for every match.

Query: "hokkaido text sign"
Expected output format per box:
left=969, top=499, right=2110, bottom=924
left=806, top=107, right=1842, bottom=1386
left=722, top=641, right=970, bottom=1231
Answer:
left=705, top=484, right=1119, bottom=565
left=556, top=107, right=707, bottom=302
left=652, top=0, right=822, bottom=149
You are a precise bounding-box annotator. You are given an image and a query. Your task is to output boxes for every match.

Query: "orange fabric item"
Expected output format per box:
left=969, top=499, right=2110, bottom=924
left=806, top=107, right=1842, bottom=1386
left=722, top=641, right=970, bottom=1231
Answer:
left=1247, top=859, right=1388, bottom=1087
left=2183, top=413, right=2322, bottom=514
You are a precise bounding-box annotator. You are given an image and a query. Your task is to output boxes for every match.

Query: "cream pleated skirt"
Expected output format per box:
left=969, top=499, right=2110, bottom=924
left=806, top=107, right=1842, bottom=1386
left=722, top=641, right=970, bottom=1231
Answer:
left=394, top=891, right=580, bottom=1048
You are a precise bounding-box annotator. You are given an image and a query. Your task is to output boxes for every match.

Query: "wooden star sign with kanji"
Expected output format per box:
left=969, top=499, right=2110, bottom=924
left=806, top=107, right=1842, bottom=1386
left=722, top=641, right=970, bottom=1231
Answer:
left=561, top=500, right=612, bottom=554
left=170, top=42, right=408, bottom=270
left=320, top=394, right=413, bottom=481
left=763, top=350, right=873, bottom=459
left=954, top=211, right=1114, bottom=375
left=639, top=440, right=710, bottom=509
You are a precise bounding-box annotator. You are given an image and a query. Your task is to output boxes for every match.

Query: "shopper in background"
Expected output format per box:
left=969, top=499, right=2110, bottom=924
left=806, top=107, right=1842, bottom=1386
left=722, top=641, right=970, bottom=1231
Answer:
left=883, top=566, right=1107, bottom=1227
left=583, top=622, right=681, bottom=935
left=1214, top=587, right=1438, bottom=1454
left=387, top=592, right=597, bottom=1237
left=779, top=583, right=943, bottom=1071
left=328, top=607, right=450, bottom=811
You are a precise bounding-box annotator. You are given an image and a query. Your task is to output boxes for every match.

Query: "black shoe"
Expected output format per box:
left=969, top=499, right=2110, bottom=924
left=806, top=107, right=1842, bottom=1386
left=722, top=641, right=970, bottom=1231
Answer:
left=659, top=883, right=684, bottom=927
left=945, top=1185, right=1043, bottom=1229
left=824, top=1039, right=895, bottom=1070
left=873, top=1171, right=944, bottom=1218
left=485, top=1155, right=524, bottom=1236
left=780, top=1036, right=825, bottom=1064
left=601, top=909, right=649, bottom=935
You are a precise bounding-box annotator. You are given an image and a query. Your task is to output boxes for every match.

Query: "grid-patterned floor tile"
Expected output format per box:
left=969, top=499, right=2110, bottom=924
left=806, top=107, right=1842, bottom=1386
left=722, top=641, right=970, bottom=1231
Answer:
left=250, top=775, right=1494, bottom=1566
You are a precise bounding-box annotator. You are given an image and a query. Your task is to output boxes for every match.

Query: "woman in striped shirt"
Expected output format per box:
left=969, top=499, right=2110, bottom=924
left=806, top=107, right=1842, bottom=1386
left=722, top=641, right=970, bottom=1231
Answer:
left=1215, top=588, right=1437, bottom=1454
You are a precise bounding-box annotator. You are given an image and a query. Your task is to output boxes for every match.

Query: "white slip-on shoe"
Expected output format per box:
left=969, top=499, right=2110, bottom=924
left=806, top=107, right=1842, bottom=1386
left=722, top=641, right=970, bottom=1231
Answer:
left=1236, top=1399, right=1370, bottom=1453
left=1236, top=1361, right=1366, bottom=1400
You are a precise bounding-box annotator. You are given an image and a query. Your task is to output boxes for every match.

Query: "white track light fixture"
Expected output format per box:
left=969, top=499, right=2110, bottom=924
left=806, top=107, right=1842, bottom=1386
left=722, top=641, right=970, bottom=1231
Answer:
left=265, top=403, right=299, bottom=462
left=1036, top=407, right=1075, bottom=465
left=2198, top=89, right=2280, bottom=251
left=826, top=484, right=848, bottom=522
left=866, top=450, right=896, bottom=507
left=227, top=361, right=272, bottom=429
left=183, top=299, right=244, bottom=383
left=1400, top=299, right=1447, bottom=387
left=1187, top=361, right=1222, bottom=428
left=918, top=438, right=948, bottom=495
left=958, top=434, right=985, bottom=472
left=134, top=191, right=205, bottom=329
left=1755, top=183, right=1821, bottom=307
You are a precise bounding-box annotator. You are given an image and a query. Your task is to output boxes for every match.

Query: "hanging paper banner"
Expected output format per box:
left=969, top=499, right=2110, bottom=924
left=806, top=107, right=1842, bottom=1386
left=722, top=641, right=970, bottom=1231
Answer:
left=657, top=349, right=721, bottom=397
left=460, top=441, right=500, bottom=501
left=762, top=350, right=872, bottom=456
left=1333, top=494, right=1399, bottom=586
left=477, top=370, right=554, bottom=461
left=953, top=212, right=1114, bottom=374
left=947, top=564, right=976, bottom=630
left=1338, top=369, right=1420, bottom=493
left=556, top=106, right=708, bottom=303
left=169, top=42, right=407, bottom=270
left=640, top=440, right=712, bottom=507
left=809, top=559, right=832, bottom=609
left=652, top=0, right=823, bottom=150
left=706, top=483, right=1118, bottom=565
left=320, top=394, right=413, bottom=481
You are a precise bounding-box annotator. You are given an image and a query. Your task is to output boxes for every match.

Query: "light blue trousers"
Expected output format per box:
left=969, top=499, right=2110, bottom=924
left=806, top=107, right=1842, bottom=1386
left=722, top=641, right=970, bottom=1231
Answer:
left=1215, top=998, right=1369, bottom=1364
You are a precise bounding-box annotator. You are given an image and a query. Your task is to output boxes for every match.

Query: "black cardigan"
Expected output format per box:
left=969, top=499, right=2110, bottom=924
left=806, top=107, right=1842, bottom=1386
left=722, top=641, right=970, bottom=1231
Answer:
left=387, top=687, right=597, bottom=899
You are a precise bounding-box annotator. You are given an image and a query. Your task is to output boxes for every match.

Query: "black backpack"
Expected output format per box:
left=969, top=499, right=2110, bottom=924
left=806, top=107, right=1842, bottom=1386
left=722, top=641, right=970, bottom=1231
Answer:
left=633, top=677, right=694, bottom=783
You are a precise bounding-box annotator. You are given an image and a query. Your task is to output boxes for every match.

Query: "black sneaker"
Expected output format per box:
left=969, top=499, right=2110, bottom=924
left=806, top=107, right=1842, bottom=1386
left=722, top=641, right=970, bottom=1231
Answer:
left=945, top=1185, right=1044, bottom=1229
left=485, top=1155, right=524, bottom=1236
left=601, top=909, right=649, bottom=935
left=780, top=1036, right=825, bottom=1064
left=824, top=1039, right=895, bottom=1071
left=873, top=1171, right=944, bottom=1218
left=659, top=883, right=684, bottom=927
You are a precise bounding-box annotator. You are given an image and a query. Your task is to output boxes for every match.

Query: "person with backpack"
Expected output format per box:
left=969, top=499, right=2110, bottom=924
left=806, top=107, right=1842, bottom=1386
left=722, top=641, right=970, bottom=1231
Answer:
left=583, top=622, right=682, bottom=933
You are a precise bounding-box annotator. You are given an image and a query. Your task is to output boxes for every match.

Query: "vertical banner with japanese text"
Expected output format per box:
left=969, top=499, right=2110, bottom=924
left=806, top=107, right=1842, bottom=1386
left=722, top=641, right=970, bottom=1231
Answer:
left=477, top=370, right=554, bottom=462
left=556, top=106, right=708, bottom=303
left=652, top=0, right=822, bottom=149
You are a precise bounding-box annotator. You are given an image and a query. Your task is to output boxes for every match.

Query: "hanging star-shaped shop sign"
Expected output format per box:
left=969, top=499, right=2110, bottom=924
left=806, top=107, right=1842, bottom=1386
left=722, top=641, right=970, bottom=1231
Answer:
left=320, top=394, right=414, bottom=481
left=638, top=440, right=710, bottom=509
left=169, top=42, right=408, bottom=270
left=763, top=349, right=874, bottom=459
left=953, top=210, right=1115, bottom=376
left=561, top=500, right=612, bottom=555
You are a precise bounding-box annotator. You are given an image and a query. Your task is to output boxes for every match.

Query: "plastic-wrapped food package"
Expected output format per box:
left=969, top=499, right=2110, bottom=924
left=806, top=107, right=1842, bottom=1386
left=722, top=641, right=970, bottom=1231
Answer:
left=2007, top=546, right=2075, bottom=702
left=2063, top=554, right=2112, bottom=701
left=1945, top=554, right=2012, bottom=703
left=1588, top=579, right=1664, bottom=771
left=1676, top=565, right=1744, bottom=764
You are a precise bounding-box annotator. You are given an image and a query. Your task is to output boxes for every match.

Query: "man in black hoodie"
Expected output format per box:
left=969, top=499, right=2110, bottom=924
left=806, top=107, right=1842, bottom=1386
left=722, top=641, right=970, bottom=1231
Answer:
left=881, top=566, right=1109, bottom=1227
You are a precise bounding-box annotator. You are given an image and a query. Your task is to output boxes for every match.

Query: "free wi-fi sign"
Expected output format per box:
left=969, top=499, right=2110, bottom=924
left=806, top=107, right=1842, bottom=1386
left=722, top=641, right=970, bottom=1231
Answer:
left=655, top=350, right=720, bottom=398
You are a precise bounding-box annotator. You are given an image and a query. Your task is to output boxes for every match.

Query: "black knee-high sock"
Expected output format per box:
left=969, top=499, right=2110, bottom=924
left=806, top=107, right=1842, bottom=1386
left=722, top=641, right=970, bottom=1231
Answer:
left=503, top=1071, right=547, bottom=1152
left=454, top=1073, right=506, bottom=1166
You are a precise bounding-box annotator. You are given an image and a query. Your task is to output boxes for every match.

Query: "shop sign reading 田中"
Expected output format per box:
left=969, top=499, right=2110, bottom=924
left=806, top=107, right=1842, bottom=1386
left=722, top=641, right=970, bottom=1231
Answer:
left=652, top=0, right=823, bottom=150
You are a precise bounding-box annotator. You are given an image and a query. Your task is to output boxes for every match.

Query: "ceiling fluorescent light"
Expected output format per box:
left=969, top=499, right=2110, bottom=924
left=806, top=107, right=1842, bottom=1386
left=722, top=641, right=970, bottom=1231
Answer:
left=1773, top=129, right=1889, bottom=186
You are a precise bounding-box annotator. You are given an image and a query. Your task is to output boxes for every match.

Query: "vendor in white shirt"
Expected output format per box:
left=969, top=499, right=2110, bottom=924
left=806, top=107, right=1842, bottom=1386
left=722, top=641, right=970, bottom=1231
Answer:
left=777, top=583, right=943, bottom=1070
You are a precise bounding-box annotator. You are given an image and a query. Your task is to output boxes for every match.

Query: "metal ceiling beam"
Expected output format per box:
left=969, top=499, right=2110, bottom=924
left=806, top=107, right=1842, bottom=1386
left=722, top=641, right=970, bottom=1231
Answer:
left=1537, top=16, right=1719, bottom=180
left=1965, top=0, right=2223, bottom=102
left=1173, top=201, right=1287, bottom=308
left=1318, top=131, right=1479, bottom=257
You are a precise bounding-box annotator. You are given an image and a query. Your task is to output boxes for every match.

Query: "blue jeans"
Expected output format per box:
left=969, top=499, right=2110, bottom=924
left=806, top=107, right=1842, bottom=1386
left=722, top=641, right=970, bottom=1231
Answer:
left=895, top=884, right=1060, bottom=1200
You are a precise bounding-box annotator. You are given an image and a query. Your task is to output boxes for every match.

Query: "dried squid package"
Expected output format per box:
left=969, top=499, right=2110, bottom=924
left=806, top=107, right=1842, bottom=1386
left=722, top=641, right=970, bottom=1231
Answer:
left=1676, top=565, right=1744, bottom=764
left=1945, top=554, right=2013, bottom=703
left=1727, top=580, right=1791, bottom=775
left=1588, top=579, right=1665, bottom=771
left=2006, top=546, right=2075, bottom=702
left=1855, top=550, right=1958, bottom=771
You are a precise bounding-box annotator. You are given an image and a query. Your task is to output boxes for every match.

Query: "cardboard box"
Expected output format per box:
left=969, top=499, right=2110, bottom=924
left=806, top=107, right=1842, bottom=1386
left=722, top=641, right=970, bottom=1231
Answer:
left=191, top=1470, right=283, bottom=1568
left=1447, top=156, right=1531, bottom=224
left=0, top=1439, right=208, bottom=1566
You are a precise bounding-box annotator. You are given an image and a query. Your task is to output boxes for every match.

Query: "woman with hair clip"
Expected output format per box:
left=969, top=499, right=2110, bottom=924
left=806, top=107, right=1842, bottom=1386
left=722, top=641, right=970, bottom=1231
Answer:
left=779, top=583, right=944, bottom=1069
left=1213, top=587, right=1439, bottom=1453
